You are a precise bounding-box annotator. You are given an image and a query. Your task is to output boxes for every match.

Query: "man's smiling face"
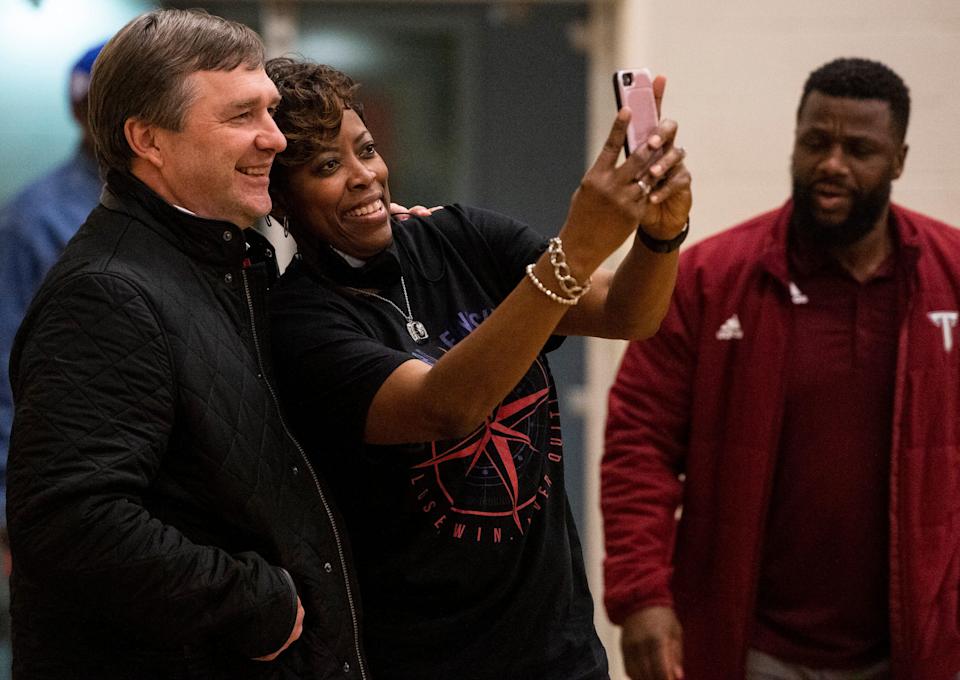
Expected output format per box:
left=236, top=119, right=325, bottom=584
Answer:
left=148, top=66, right=286, bottom=228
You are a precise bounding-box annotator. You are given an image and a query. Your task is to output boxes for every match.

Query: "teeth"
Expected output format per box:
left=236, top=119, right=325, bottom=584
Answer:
left=346, top=200, right=383, bottom=217
left=238, top=167, right=268, bottom=176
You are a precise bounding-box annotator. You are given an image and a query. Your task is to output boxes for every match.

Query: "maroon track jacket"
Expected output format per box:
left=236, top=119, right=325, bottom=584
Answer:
left=602, top=201, right=960, bottom=679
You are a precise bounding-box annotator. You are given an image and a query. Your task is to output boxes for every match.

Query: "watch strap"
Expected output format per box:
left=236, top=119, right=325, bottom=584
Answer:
left=637, top=219, right=690, bottom=253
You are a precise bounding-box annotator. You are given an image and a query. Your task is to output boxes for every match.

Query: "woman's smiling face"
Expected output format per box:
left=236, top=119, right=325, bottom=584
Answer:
left=283, top=109, right=392, bottom=259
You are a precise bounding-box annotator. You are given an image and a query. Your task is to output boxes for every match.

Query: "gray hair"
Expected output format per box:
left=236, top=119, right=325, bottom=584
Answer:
left=88, top=8, right=265, bottom=174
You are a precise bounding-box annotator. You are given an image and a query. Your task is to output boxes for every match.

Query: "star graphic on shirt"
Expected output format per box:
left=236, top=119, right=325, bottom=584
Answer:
left=412, top=385, right=551, bottom=532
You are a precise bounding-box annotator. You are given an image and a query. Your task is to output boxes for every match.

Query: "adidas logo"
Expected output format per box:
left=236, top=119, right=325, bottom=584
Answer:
left=716, top=314, right=743, bottom=340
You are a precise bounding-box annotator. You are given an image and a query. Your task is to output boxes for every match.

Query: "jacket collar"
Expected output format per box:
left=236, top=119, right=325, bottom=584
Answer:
left=101, top=170, right=251, bottom=268
left=757, top=200, right=795, bottom=287
left=758, top=199, right=921, bottom=288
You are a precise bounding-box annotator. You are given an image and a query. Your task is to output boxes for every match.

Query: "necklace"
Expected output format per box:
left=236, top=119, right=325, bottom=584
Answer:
left=344, top=276, right=430, bottom=345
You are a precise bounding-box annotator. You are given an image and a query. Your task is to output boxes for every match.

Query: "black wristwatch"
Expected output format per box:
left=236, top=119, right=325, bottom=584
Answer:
left=637, top=219, right=690, bottom=253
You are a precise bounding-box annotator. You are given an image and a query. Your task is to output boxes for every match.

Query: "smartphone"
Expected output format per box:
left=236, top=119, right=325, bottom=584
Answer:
left=613, top=69, right=660, bottom=157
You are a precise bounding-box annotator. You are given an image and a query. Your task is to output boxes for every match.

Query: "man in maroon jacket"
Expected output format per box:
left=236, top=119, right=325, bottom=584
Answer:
left=601, top=57, right=960, bottom=680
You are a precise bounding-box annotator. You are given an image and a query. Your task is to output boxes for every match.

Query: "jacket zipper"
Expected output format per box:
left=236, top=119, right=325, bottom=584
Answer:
left=241, top=268, right=367, bottom=680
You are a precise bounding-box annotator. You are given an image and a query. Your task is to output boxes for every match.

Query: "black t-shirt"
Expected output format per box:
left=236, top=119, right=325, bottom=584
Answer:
left=271, top=205, right=608, bottom=680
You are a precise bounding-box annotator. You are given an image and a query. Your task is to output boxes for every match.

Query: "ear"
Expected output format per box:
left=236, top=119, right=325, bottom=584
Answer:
left=124, top=117, right=164, bottom=169
left=892, top=143, right=908, bottom=180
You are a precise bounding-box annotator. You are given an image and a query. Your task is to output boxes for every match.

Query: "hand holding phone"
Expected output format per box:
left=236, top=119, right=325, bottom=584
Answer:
left=613, top=69, right=660, bottom=157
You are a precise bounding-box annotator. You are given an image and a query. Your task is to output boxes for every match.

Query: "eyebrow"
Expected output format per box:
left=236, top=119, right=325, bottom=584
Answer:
left=225, top=95, right=281, bottom=112
left=313, top=132, right=373, bottom=154
left=225, top=99, right=257, bottom=112
left=801, top=123, right=882, bottom=139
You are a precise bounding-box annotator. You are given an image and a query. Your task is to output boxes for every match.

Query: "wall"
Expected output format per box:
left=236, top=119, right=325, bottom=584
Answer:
left=0, top=0, right=153, bottom=205
left=584, top=1, right=960, bottom=677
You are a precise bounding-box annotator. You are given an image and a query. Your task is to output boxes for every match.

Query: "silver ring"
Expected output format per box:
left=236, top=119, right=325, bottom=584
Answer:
left=636, top=178, right=652, bottom=196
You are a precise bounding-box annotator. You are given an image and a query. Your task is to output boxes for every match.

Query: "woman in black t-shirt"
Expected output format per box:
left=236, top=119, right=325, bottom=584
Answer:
left=265, top=57, right=691, bottom=680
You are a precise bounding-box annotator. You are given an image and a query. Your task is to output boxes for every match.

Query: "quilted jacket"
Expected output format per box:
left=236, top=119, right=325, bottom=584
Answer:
left=7, top=172, right=368, bottom=679
left=602, top=202, right=960, bottom=679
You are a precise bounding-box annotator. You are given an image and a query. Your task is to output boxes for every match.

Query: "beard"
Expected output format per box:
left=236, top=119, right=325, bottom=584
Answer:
left=791, top=178, right=891, bottom=249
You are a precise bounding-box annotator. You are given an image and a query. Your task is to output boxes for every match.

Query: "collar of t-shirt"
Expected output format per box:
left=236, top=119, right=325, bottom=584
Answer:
left=309, top=240, right=401, bottom=289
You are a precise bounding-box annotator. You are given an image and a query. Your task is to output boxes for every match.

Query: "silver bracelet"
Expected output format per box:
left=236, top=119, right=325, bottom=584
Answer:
left=547, top=237, right=592, bottom=298
left=525, top=264, right=580, bottom=306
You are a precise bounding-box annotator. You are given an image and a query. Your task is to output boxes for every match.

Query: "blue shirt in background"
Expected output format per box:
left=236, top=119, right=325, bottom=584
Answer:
left=0, top=148, right=102, bottom=525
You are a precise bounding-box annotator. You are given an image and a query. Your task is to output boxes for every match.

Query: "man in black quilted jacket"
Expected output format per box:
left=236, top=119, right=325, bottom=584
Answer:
left=6, top=9, right=368, bottom=678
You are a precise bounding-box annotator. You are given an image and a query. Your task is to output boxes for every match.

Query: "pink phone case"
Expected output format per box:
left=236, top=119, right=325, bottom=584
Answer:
left=613, top=69, right=659, bottom=156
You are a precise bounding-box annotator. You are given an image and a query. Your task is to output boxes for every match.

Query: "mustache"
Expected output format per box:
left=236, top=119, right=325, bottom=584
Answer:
left=811, top=179, right=854, bottom=193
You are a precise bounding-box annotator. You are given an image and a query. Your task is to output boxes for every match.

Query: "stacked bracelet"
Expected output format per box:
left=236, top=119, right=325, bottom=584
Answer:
left=547, top=237, right=591, bottom=297
left=526, top=264, right=580, bottom=306
left=525, top=237, right=592, bottom=306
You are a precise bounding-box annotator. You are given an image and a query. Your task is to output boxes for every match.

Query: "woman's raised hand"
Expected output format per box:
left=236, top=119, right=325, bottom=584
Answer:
left=561, top=108, right=692, bottom=270
left=631, top=118, right=691, bottom=241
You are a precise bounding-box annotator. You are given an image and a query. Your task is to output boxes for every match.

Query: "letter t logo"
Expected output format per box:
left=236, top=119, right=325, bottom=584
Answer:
left=928, top=310, right=959, bottom=352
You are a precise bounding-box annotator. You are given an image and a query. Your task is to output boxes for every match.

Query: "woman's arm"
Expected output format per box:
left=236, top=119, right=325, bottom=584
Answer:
left=364, top=108, right=691, bottom=445
left=554, top=206, right=688, bottom=340
left=558, top=75, right=691, bottom=339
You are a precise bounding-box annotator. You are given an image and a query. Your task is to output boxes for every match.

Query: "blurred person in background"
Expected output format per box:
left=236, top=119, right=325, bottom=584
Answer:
left=0, top=40, right=104, bottom=532
left=602, top=57, right=960, bottom=680
left=0, top=40, right=103, bottom=680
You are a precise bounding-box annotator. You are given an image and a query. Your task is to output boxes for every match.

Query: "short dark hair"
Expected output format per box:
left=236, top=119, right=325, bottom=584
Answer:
left=797, top=58, right=910, bottom=141
left=88, top=8, right=265, bottom=174
left=266, top=57, right=364, bottom=173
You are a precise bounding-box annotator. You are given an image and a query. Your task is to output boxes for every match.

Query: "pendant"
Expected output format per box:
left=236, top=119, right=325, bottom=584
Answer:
left=406, top=320, right=429, bottom=344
